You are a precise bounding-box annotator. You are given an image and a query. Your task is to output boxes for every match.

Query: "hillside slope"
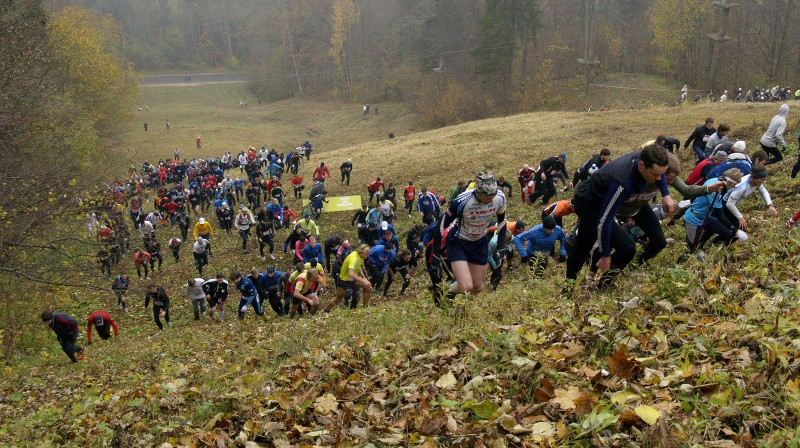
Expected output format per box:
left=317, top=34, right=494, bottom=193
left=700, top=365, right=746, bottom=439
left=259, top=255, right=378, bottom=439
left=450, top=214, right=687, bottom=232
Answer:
left=3, top=100, right=800, bottom=447
left=119, top=83, right=419, bottom=174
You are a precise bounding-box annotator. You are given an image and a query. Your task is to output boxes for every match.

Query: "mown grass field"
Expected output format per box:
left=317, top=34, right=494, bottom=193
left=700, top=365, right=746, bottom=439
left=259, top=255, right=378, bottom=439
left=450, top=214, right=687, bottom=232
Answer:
left=118, top=83, right=420, bottom=174
left=4, top=84, right=800, bottom=447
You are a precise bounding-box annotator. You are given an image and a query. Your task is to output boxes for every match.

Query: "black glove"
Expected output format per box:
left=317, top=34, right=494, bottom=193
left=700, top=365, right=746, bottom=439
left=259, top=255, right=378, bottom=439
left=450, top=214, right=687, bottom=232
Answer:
left=558, top=254, right=567, bottom=263
left=520, top=256, right=530, bottom=265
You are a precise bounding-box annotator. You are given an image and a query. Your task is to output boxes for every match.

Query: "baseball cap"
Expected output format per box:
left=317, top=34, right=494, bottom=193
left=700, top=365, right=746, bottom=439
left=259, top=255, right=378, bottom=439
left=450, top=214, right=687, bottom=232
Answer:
left=198, top=217, right=205, bottom=224
left=559, top=152, right=568, bottom=161
left=713, top=151, right=728, bottom=161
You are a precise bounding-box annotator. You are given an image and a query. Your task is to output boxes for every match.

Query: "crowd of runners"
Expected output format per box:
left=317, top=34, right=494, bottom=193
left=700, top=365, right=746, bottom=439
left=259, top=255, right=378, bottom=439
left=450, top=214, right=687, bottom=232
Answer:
left=43, top=104, right=800, bottom=363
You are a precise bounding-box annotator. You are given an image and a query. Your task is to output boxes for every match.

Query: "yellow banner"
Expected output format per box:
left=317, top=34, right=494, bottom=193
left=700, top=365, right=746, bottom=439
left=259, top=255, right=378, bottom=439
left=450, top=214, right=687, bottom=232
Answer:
left=303, top=195, right=362, bottom=212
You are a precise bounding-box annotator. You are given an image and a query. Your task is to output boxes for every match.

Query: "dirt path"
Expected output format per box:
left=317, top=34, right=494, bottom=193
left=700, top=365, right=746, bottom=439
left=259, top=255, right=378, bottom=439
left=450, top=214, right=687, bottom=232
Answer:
left=140, top=73, right=250, bottom=86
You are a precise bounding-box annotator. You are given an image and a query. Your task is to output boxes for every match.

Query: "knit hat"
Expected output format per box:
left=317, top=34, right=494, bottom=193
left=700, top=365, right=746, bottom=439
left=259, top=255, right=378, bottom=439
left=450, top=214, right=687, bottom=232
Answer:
left=198, top=217, right=205, bottom=225
left=732, top=141, right=746, bottom=153
left=542, top=216, right=557, bottom=230
left=515, top=221, right=526, bottom=230
left=713, top=151, right=728, bottom=161
left=41, top=310, right=54, bottom=322
left=559, top=152, right=568, bottom=161
left=94, top=314, right=104, bottom=326
left=474, top=172, right=498, bottom=196
left=750, top=166, right=768, bottom=180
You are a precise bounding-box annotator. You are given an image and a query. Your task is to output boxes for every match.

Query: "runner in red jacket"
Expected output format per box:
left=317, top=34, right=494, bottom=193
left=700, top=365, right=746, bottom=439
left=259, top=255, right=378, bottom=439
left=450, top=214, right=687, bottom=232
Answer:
left=86, top=311, right=119, bottom=343
left=313, top=162, right=332, bottom=182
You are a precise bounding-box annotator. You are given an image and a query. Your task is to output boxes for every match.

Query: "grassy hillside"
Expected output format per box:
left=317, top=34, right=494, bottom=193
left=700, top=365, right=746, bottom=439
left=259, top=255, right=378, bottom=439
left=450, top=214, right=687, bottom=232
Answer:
left=549, top=73, right=685, bottom=112
left=3, top=95, right=800, bottom=447
left=119, top=83, right=420, bottom=174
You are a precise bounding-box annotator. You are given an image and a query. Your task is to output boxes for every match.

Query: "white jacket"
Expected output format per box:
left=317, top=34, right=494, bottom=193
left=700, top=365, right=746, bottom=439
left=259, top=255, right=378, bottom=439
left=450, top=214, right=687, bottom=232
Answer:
left=724, top=175, right=772, bottom=220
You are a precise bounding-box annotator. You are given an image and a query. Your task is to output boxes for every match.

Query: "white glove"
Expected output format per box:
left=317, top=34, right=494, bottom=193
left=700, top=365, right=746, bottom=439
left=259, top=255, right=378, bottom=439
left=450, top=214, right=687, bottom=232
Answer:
left=240, top=305, right=248, bottom=313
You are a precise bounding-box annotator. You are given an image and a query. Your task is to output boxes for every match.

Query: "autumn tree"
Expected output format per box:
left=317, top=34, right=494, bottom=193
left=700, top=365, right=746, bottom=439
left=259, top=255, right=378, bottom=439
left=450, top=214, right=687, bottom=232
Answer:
left=329, top=0, right=360, bottom=94
left=0, top=1, right=136, bottom=361
left=648, top=0, right=714, bottom=87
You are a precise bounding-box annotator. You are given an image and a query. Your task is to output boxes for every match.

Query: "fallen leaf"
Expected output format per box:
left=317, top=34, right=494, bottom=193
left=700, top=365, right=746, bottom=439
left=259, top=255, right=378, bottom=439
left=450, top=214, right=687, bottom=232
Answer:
left=463, top=400, right=499, bottom=420
left=435, top=372, right=457, bottom=389
left=634, top=405, right=661, bottom=425
left=553, top=340, right=585, bottom=360
left=606, top=346, right=642, bottom=380
left=313, top=393, right=338, bottom=416
left=419, top=409, right=448, bottom=435
left=511, top=357, right=533, bottom=366
left=534, top=378, right=555, bottom=402
left=550, top=386, right=583, bottom=412
left=610, top=390, right=641, bottom=405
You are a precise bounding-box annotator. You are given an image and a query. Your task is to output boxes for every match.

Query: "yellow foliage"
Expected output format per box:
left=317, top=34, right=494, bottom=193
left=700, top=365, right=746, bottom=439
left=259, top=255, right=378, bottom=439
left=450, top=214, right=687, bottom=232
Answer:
left=49, top=7, right=137, bottom=131
left=329, top=0, right=360, bottom=76
left=648, top=0, right=714, bottom=73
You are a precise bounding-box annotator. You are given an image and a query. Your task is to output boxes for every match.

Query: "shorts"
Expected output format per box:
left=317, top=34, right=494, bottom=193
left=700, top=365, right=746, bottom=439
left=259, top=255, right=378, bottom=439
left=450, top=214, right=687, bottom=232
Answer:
left=446, top=234, right=489, bottom=265
left=207, top=296, right=225, bottom=308
left=339, top=279, right=361, bottom=298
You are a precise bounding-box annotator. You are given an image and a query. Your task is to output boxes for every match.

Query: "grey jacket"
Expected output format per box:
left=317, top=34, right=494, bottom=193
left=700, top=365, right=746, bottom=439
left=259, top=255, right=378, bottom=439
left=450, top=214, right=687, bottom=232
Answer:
left=760, top=104, right=789, bottom=147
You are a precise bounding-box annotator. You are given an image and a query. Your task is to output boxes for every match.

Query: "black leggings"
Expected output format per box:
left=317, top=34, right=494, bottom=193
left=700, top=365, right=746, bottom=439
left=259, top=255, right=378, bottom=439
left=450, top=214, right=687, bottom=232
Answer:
left=265, top=289, right=284, bottom=315
left=96, top=324, right=111, bottom=340
left=383, top=267, right=410, bottom=295
left=567, top=202, right=666, bottom=280
left=761, top=142, right=783, bottom=165
left=60, top=334, right=81, bottom=363
left=259, top=237, right=274, bottom=257
left=153, top=303, right=170, bottom=329
left=528, top=178, right=556, bottom=205
left=149, top=253, right=162, bottom=270
left=792, top=138, right=800, bottom=178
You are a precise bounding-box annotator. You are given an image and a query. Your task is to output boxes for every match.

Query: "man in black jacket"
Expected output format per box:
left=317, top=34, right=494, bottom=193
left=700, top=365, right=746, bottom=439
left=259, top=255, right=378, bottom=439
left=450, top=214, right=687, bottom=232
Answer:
left=352, top=204, right=368, bottom=243
left=566, top=144, right=675, bottom=290
left=41, top=310, right=83, bottom=362
left=324, top=235, right=342, bottom=273
left=202, top=274, right=229, bottom=322
left=340, top=159, right=353, bottom=186
left=684, top=117, right=716, bottom=163
left=529, top=153, right=572, bottom=205
left=145, top=283, right=171, bottom=330
left=573, top=148, right=611, bottom=188
left=656, top=135, right=681, bottom=154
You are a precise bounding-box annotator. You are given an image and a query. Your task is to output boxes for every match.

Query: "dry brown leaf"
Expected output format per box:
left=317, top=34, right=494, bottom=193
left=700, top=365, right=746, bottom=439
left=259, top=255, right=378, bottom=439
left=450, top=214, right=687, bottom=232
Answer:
left=313, top=393, right=338, bottom=416
left=552, top=340, right=585, bottom=360
left=534, top=378, right=556, bottom=402
left=419, top=409, right=448, bottom=435
left=606, top=346, right=642, bottom=380
left=550, top=386, right=583, bottom=412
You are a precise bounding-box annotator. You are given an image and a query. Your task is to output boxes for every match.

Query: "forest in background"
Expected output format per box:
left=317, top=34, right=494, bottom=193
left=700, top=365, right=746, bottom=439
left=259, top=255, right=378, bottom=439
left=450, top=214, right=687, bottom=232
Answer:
left=44, top=0, right=800, bottom=124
